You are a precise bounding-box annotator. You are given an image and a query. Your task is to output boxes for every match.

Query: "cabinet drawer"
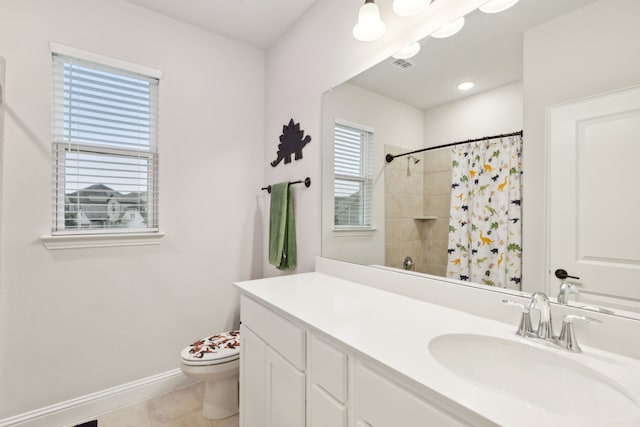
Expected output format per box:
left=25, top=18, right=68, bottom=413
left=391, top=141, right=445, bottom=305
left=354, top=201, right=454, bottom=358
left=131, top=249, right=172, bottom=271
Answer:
left=356, top=363, right=466, bottom=427
left=241, top=295, right=305, bottom=370
left=310, top=334, right=348, bottom=403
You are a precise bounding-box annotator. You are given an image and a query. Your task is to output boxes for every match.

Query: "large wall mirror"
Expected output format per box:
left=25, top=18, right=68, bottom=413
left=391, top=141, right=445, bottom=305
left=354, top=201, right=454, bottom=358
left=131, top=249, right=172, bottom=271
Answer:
left=321, top=0, right=640, bottom=318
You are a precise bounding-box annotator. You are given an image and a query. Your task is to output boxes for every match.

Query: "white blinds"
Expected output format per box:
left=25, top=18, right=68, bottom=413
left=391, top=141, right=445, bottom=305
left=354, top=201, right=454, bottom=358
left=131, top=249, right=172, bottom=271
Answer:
left=334, top=122, right=373, bottom=228
left=51, top=53, right=159, bottom=233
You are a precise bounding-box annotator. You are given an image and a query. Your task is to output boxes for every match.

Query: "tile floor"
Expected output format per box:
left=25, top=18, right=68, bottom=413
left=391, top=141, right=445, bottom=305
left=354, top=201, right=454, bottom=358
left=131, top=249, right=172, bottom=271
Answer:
left=73, top=382, right=238, bottom=427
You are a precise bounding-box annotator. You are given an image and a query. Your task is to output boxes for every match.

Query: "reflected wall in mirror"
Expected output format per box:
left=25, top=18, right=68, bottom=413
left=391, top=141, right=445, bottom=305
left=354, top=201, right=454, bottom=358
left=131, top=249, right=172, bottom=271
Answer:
left=321, top=0, right=640, bottom=317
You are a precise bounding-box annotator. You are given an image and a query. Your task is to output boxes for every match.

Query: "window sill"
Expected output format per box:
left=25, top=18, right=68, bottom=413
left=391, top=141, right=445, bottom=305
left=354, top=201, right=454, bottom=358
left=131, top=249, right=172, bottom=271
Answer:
left=41, top=232, right=165, bottom=250
left=332, top=227, right=377, bottom=237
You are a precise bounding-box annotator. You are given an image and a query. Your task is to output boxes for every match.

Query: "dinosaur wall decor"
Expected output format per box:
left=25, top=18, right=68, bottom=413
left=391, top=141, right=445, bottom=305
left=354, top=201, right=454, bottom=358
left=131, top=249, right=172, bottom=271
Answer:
left=271, top=118, right=311, bottom=167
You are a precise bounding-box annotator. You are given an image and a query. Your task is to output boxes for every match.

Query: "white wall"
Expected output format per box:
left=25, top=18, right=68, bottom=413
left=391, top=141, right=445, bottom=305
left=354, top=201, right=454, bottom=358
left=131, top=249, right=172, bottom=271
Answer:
left=0, top=0, right=264, bottom=418
left=321, top=82, right=424, bottom=265
left=522, top=0, right=640, bottom=291
left=423, top=81, right=523, bottom=145
left=263, top=0, right=489, bottom=276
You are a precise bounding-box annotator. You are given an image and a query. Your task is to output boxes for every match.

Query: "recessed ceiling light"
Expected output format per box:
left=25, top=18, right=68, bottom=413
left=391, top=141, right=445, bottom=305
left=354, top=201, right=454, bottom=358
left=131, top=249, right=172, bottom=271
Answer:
left=458, top=81, right=474, bottom=91
left=430, top=17, right=465, bottom=39
left=392, top=42, right=421, bottom=60
left=479, top=0, right=520, bottom=14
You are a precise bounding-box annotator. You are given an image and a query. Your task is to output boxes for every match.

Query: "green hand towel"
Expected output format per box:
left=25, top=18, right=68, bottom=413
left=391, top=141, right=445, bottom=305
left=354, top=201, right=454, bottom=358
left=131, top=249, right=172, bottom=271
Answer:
left=268, top=182, right=297, bottom=270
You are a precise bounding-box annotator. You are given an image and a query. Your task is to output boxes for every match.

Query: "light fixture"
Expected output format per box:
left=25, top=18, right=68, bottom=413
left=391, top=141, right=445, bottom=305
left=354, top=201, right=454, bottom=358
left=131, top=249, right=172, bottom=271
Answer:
left=479, top=0, right=520, bottom=14
left=393, top=0, right=431, bottom=17
left=430, top=16, right=465, bottom=39
left=457, top=81, right=475, bottom=91
left=353, top=0, right=386, bottom=42
left=392, top=42, right=421, bottom=59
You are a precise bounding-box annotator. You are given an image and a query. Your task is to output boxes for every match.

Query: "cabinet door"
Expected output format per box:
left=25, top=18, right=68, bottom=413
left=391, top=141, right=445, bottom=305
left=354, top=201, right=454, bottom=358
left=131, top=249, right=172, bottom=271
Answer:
left=239, top=325, right=266, bottom=427
left=265, top=346, right=306, bottom=427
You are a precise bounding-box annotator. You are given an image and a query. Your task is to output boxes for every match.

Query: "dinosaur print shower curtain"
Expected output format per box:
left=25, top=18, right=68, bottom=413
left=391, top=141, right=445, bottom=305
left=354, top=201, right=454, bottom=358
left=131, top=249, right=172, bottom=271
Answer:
left=446, top=135, right=523, bottom=290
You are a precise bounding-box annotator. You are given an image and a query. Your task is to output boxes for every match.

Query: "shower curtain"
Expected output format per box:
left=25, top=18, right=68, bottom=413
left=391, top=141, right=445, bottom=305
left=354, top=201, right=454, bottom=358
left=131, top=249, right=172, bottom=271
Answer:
left=446, top=135, right=523, bottom=290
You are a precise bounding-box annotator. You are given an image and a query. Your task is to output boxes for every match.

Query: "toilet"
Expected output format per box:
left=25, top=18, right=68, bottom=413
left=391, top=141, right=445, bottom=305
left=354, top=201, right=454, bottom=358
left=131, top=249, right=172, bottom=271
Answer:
left=180, top=330, right=240, bottom=419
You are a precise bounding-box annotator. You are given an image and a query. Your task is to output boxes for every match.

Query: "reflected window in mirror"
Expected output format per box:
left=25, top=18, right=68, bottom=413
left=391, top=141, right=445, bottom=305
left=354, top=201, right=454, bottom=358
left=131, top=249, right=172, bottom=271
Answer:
left=334, top=121, right=374, bottom=230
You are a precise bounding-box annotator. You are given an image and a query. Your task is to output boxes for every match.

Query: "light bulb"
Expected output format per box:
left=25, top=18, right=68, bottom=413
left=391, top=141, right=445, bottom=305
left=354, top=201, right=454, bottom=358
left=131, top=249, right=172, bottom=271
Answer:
left=457, top=81, right=475, bottom=91
left=393, top=0, right=431, bottom=17
left=353, top=0, right=386, bottom=42
left=430, top=17, right=465, bottom=39
left=392, top=42, right=421, bottom=60
left=479, top=0, right=520, bottom=14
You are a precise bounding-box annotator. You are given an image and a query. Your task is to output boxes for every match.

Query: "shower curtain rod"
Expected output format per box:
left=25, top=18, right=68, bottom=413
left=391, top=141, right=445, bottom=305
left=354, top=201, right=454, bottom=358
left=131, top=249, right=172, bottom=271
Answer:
left=385, top=130, right=523, bottom=163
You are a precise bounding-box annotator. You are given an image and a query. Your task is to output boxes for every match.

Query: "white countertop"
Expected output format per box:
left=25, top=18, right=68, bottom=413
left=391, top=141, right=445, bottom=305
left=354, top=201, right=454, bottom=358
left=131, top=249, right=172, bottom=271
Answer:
left=235, top=272, right=640, bottom=427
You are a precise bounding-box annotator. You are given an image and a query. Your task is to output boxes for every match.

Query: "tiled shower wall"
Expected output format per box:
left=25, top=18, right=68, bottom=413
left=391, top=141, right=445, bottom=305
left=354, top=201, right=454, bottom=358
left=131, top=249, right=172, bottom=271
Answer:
left=384, top=144, right=452, bottom=276
left=421, top=148, right=452, bottom=277
left=384, top=144, right=424, bottom=271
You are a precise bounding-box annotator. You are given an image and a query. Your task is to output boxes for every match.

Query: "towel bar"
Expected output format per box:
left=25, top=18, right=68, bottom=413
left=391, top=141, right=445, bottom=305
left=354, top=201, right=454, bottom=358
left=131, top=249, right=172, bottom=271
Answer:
left=261, top=177, right=311, bottom=194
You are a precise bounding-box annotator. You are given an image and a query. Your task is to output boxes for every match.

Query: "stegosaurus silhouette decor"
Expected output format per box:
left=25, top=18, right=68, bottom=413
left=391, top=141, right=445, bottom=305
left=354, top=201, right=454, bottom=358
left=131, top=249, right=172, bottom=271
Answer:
left=271, top=118, right=311, bottom=167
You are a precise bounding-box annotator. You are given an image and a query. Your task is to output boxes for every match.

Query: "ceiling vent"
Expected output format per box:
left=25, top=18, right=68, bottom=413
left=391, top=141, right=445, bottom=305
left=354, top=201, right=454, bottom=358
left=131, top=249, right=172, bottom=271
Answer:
left=389, top=58, right=415, bottom=70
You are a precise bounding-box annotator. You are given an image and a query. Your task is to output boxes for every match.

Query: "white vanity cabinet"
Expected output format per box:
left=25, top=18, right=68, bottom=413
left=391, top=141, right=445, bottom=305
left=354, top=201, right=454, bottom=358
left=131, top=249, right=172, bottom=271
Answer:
left=236, top=271, right=640, bottom=426
left=239, top=293, right=476, bottom=427
left=239, top=296, right=306, bottom=427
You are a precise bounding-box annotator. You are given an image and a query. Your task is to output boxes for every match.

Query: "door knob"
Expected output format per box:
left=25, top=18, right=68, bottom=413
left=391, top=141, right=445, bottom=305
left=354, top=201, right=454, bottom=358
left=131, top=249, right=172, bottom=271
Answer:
left=554, top=268, right=579, bottom=280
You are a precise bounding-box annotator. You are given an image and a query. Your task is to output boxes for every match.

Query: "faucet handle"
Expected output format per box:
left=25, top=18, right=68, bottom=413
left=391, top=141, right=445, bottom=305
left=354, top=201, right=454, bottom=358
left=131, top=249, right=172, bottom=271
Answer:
left=563, top=314, right=602, bottom=325
left=502, top=299, right=534, bottom=337
left=557, top=315, right=602, bottom=352
left=563, top=282, right=579, bottom=294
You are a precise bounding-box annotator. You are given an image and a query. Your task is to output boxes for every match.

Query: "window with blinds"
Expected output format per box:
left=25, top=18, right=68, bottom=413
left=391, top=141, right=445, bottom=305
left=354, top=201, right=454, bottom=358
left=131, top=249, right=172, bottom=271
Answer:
left=333, top=122, right=373, bottom=229
left=51, top=52, right=159, bottom=234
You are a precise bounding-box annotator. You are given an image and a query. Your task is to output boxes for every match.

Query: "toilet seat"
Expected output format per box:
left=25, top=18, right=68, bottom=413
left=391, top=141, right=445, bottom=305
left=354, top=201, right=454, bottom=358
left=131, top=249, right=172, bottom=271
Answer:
left=181, top=330, right=240, bottom=366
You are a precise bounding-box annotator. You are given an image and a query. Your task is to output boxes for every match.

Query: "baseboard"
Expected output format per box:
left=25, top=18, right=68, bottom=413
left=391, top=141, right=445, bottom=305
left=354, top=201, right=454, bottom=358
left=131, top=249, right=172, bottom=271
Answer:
left=0, top=368, right=194, bottom=427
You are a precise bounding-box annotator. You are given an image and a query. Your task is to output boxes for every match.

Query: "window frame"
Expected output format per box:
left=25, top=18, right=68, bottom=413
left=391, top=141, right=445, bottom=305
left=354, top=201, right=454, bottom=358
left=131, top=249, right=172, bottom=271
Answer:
left=46, top=43, right=163, bottom=247
left=333, top=119, right=375, bottom=231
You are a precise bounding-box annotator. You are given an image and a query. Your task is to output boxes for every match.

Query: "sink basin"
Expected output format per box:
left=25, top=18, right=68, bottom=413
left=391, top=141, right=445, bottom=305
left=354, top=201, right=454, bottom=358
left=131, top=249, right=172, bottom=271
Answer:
left=428, top=334, right=640, bottom=422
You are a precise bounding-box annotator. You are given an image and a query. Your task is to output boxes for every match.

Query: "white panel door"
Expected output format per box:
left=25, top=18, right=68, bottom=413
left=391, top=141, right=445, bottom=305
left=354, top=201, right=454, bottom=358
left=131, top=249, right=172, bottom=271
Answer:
left=239, top=325, right=266, bottom=427
left=265, top=346, right=306, bottom=427
left=547, top=85, right=640, bottom=311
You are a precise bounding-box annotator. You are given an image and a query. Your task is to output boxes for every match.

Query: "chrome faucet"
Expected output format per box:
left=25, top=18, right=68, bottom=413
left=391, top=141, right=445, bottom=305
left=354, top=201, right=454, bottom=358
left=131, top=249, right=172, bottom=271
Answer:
left=503, top=292, right=603, bottom=353
left=528, top=292, right=554, bottom=340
